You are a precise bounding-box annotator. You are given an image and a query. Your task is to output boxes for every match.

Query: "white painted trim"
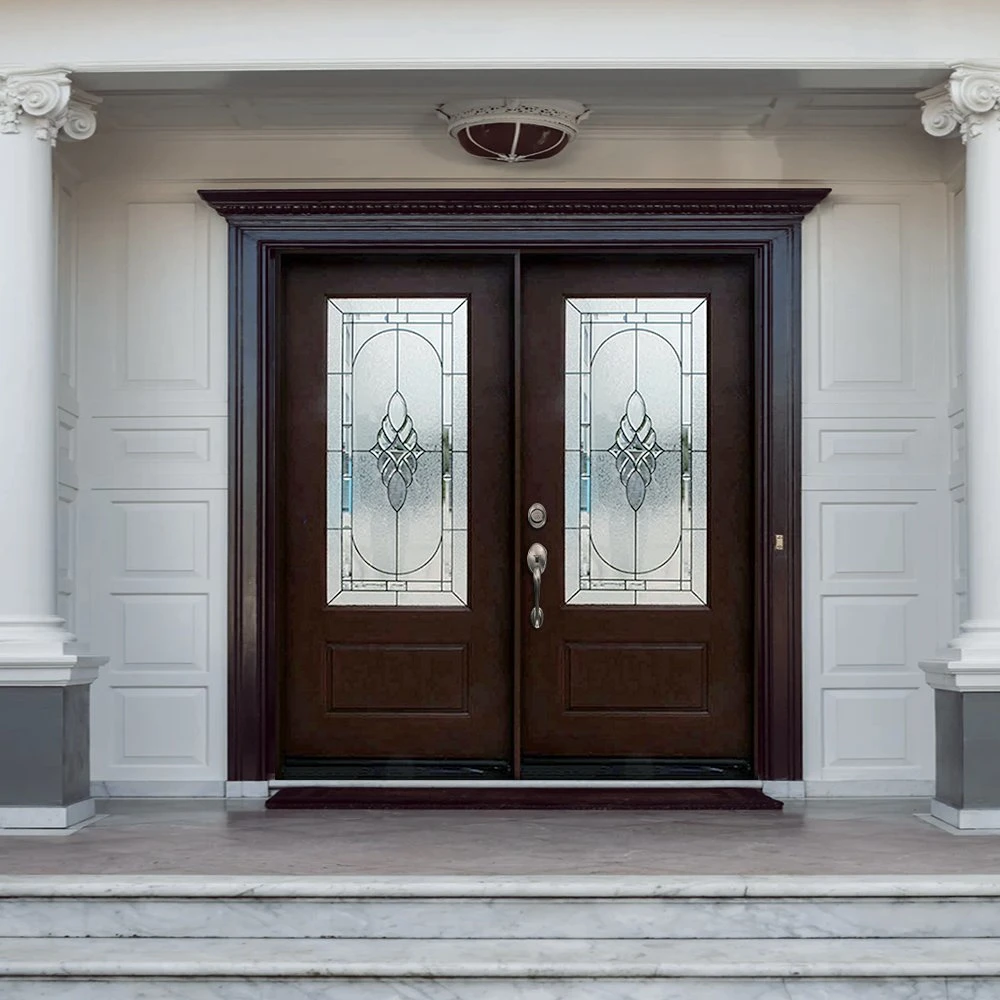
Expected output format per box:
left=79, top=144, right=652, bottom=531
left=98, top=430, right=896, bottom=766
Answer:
left=0, top=654, right=105, bottom=687
left=225, top=781, right=269, bottom=799
left=0, top=798, right=94, bottom=830
left=931, top=798, right=1000, bottom=830
left=91, top=781, right=226, bottom=798
left=804, top=780, right=934, bottom=797
left=916, top=812, right=1000, bottom=836
left=89, top=778, right=934, bottom=798
left=761, top=781, right=806, bottom=800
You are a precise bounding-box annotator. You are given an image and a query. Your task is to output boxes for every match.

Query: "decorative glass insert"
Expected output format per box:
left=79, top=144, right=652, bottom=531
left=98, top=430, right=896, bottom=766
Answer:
left=565, top=297, right=708, bottom=606
left=327, top=298, right=468, bottom=607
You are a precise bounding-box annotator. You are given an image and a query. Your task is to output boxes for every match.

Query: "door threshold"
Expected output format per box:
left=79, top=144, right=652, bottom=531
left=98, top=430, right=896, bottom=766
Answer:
left=270, top=779, right=764, bottom=789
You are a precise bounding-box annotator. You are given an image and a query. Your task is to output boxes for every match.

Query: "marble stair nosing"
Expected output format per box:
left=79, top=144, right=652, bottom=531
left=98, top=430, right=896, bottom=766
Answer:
left=3, top=894, right=1000, bottom=940
left=2, top=936, right=1000, bottom=979
left=4, top=876, right=1000, bottom=942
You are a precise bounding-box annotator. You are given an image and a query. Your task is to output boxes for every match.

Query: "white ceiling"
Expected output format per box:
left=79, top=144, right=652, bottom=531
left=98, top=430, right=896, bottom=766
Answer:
left=75, top=68, right=946, bottom=134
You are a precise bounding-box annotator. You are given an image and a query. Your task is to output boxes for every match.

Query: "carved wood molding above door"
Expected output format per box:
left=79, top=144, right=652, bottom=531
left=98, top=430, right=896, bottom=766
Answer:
left=200, top=188, right=830, bottom=219
left=200, top=186, right=830, bottom=783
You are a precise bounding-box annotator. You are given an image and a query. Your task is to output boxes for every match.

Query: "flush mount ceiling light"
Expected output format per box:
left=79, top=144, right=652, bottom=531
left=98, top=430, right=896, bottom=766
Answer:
left=436, top=98, right=590, bottom=163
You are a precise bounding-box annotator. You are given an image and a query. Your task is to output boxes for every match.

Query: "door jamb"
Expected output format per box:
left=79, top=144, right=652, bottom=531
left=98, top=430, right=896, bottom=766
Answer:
left=199, top=187, right=830, bottom=782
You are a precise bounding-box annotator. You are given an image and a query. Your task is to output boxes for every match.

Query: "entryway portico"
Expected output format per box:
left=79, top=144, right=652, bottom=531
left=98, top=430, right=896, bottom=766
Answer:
left=1, top=0, right=1000, bottom=831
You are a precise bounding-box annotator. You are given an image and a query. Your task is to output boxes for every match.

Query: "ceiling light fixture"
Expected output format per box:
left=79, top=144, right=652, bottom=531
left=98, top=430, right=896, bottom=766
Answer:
left=436, top=98, right=589, bottom=163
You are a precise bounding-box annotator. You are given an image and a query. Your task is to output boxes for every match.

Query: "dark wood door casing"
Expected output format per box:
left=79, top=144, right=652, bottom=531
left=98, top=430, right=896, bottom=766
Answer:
left=199, top=187, right=830, bottom=783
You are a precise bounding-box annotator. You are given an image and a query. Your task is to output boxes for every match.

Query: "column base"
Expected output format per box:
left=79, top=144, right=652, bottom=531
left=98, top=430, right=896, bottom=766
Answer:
left=0, top=651, right=105, bottom=830
left=920, top=619, right=1000, bottom=691
left=0, top=798, right=95, bottom=831
left=930, top=798, right=1000, bottom=831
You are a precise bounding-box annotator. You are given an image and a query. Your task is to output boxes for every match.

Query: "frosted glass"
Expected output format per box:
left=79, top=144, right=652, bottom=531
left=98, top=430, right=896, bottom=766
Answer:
left=565, top=297, right=708, bottom=607
left=327, top=298, right=468, bottom=607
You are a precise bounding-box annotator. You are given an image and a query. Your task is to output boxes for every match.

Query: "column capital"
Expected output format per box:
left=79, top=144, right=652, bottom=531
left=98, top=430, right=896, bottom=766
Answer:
left=0, top=68, right=99, bottom=146
left=919, top=64, right=1000, bottom=143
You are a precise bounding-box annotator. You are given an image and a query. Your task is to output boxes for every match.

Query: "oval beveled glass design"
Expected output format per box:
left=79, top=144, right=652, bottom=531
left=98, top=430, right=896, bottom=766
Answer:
left=327, top=298, right=468, bottom=607
left=565, top=297, right=708, bottom=607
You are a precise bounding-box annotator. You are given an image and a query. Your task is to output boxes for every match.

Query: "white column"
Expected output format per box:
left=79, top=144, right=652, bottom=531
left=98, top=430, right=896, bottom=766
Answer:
left=0, top=70, right=104, bottom=831
left=919, top=65, right=1000, bottom=830
left=0, top=70, right=98, bottom=671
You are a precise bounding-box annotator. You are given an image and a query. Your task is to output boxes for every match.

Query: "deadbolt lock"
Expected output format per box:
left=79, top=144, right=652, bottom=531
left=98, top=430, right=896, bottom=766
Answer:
left=527, top=503, right=547, bottom=529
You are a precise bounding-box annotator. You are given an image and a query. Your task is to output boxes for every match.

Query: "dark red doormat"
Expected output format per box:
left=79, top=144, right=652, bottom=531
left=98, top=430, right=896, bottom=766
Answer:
left=265, top=786, right=782, bottom=810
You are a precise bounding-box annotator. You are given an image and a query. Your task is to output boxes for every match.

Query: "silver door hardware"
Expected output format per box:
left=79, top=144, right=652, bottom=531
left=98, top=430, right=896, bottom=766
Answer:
left=527, top=502, right=547, bottom=529
left=774, top=534, right=785, bottom=551
left=526, top=542, right=548, bottom=629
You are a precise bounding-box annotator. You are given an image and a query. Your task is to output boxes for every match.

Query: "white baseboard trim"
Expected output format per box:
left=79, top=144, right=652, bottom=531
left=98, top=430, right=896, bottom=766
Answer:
left=761, top=781, right=805, bottom=800
left=803, top=779, right=934, bottom=798
left=225, top=781, right=270, bottom=799
left=930, top=798, right=1000, bottom=830
left=0, top=798, right=94, bottom=830
left=86, top=777, right=934, bottom=800
left=91, top=781, right=226, bottom=798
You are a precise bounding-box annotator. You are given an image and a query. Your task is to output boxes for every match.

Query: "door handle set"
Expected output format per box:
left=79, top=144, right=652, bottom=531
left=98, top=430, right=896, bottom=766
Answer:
left=526, top=542, right=547, bottom=630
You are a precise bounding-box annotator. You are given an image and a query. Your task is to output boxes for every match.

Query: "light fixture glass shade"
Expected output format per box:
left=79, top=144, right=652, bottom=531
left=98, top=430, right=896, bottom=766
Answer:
left=437, top=98, right=589, bottom=163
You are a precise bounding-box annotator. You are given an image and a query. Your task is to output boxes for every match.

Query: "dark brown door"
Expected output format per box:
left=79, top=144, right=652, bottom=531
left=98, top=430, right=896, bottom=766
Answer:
left=519, top=256, right=754, bottom=769
left=278, top=252, right=754, bottom=777
left=280, top=256, right=514, bottom=774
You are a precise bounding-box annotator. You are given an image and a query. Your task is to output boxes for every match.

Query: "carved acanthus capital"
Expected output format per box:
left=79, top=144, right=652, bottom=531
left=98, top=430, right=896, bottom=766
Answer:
left=0, top=69, right=100, bottom=145
left=919, top=65, right=1000, bottom=143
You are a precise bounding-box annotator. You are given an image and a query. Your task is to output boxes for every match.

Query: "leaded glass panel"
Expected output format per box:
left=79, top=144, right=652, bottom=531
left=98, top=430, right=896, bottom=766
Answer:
left=565, top=297, right=708, bottom=606
left=327, top=298, right=468, bottom=606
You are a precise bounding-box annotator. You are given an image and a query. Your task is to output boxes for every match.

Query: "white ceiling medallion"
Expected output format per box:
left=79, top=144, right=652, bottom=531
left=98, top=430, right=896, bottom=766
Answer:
left=436, top=98, right=589, bottom=163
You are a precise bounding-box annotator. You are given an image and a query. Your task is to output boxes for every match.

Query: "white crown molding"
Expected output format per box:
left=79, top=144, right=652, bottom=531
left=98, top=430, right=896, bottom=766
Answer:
left=0, top=69, right=100, bottom=145
left=918, top=63, right=1000, bottom=143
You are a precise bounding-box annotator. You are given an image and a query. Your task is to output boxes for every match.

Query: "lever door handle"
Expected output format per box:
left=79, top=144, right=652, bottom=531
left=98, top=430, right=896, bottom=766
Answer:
left=526, top=542, right=548, bottom=629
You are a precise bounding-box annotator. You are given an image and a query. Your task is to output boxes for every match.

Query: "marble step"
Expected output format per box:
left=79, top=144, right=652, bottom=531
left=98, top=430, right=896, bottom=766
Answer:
left=3, top=875, right=1000, bottom=940
left=0, top=936, right=998, bottom=998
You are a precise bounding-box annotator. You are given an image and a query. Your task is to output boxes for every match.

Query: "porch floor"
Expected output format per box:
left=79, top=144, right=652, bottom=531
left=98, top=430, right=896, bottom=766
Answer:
left=0, top=798, right=997, bottom=875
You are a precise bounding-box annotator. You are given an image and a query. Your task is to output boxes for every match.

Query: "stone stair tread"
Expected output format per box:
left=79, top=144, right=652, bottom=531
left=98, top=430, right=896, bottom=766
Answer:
left=3, top=873, right=1000, bottom=898
left=1, top=937, right=999, bottom=978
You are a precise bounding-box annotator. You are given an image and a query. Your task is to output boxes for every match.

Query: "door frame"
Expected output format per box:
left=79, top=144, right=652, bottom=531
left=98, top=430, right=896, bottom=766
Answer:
left=199, top=187, right=830, bottom=783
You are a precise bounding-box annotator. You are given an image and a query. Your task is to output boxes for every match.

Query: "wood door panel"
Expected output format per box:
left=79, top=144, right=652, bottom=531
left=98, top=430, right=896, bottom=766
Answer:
left=520, top=255, right=755, bottom=761
left=279, top=256, right=513, bottom=764
left=565, top=643, right=708, bottom=713
left=325, top=644, right=469, bottom=714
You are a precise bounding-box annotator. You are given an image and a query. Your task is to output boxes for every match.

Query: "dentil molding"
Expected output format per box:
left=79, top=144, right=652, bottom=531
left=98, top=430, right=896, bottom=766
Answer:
left=919, top=63, right=1000, bottom=143
left=0, top=69, right=99, bottom=145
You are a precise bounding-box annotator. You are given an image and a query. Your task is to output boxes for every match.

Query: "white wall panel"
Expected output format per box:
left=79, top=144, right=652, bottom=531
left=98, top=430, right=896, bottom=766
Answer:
left=947, top=182, right=968, bottom=640
left=71, top=131, right=954, bottom=790
left=116, top=499, right=209, bottom=578
left=55, top=178, right=79, bottom=635
left=821, top=595, right=913, bottom=673
left=114, top=688, right=209, bottom=766
left=77, top=195, right=227, bottom=417
left=84, top=417, right=226, bottom=489
left=820, top=202, right=905, bottom=391
left=84, top=486, right=225, bottom=780
left=821, top=688, right=926, bottom=777
left=116, top=594, right=209, bottom=671
left=124, top=203, right=207, bottom=387
left=803, top=188, right=948, bottom=418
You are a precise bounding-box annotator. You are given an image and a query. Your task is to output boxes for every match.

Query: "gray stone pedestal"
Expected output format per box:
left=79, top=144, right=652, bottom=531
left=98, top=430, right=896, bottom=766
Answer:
left=0, top=656, right=104, bottom=831
left=931, top=690, right=1000, bottom=830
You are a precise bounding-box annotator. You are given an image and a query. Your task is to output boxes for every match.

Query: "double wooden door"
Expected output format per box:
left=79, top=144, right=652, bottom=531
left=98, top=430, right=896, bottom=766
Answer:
left=280, top=253, right=754, bottom=778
